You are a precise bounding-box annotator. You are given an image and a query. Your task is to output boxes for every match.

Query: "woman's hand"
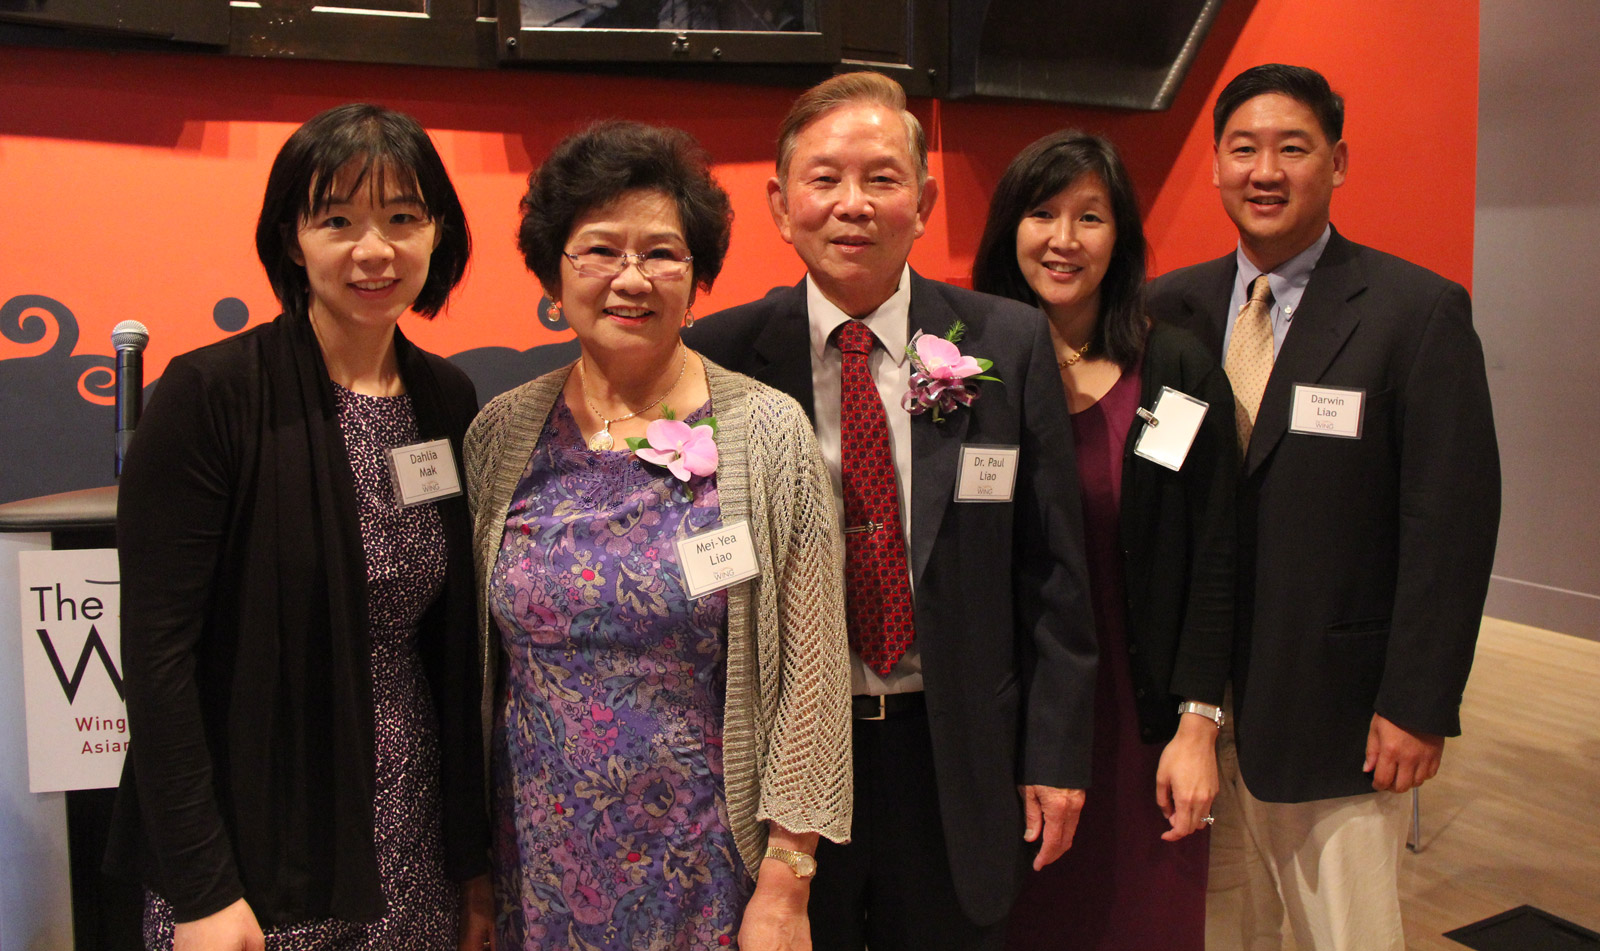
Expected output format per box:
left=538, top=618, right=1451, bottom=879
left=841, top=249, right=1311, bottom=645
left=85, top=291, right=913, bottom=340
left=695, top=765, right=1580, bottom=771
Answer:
left=172, top=898, right=264, bottom=951
left=457, top=873, right=494, bottom=951
left=1155, top=711, right=1221, bottom=841
left=738, top=862, right=812, bottom=951
left=739, top=825, right=817, bottom=951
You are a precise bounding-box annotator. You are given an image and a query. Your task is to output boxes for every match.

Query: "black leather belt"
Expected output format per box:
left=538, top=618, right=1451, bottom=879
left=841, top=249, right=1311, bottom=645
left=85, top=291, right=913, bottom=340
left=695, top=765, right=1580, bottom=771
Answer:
left=852, top=692, right=926, bottom=721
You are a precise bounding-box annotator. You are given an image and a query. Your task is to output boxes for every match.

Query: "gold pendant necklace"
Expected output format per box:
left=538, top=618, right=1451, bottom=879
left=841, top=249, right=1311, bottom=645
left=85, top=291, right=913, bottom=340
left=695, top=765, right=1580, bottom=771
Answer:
left=578, top=345, right=688, bottom=451
left=1058, top=340, right=1091, bottom=368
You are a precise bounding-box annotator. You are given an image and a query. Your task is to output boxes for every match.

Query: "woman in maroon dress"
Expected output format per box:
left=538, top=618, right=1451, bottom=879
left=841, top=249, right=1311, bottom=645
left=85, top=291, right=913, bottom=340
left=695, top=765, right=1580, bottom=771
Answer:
left=973, top=131, right=1239, bottom=950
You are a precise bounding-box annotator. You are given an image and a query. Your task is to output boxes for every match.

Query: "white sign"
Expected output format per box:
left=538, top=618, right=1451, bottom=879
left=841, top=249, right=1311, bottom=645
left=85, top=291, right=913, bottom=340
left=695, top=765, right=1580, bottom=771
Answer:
left=1289, top=384, right=1366, bottom=439
left=17, top=548, right=127, bottom=792
left=955, top=444, right=1019, bottom=502
left=387, top=438, right=464, bottom=507
left=1133, top=386, right=1211, bottom=472
left=674, top=519, right=762, bottom=599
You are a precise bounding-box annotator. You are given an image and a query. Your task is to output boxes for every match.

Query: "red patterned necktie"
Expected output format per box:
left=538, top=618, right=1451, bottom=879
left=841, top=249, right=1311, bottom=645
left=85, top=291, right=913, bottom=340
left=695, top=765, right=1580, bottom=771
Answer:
left=834, top=319, right=916, bottom=676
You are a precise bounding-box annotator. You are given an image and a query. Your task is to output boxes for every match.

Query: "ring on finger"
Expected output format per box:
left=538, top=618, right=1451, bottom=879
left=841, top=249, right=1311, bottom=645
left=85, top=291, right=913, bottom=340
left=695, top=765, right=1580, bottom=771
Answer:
left=1202, top=815, right=1215, bottom=826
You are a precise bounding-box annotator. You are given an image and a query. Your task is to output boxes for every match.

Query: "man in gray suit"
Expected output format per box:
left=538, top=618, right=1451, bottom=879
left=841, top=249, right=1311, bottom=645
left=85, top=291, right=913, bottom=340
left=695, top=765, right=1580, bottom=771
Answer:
left=685, top=71, right=1097, bottom=950
left=1147, top=63, right=1500, bottom=951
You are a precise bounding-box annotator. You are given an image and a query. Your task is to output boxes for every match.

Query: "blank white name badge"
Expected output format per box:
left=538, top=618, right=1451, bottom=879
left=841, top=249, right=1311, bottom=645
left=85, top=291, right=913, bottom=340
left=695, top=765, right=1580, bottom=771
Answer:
left=1132, top=386, right=1210, bottom=472
left=956, top=444, right=1019, bottom=502
left=386, top=438, right=463, bottom=507
left=675, top=518, right=762, bottom=599
left=1288, top=384, right=1366, bottom=439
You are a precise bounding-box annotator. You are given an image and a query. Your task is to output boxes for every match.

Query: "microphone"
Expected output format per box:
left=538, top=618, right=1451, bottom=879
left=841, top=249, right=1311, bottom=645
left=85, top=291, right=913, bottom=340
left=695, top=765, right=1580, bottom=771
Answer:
left=112, top=319, right=149, bottom=477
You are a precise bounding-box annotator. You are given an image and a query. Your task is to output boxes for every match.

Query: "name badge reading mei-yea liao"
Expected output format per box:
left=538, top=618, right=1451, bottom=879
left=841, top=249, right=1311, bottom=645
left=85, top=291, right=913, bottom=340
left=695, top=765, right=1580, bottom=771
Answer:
left=675, top=518, right=763, bottom=600
left=1288, top=384, right=1366, bottom=439
left=386, top=438, right=463, bottom=507
left=955, top=444, right=1020, bottom=503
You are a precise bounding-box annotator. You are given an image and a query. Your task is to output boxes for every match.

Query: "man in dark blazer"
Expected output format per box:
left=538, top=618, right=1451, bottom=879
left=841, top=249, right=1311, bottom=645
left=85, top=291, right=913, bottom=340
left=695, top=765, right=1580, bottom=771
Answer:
left=1146, top=64, right=1500, bottom=951
left=685, top=72, right=1097, bottom=950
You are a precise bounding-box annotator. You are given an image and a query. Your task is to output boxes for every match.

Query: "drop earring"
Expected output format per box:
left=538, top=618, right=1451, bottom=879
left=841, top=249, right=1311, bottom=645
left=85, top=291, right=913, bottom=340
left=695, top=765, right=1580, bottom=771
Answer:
left=683, top=309, right=696, bottom=329
left=548, top=300, right=563, bottom=319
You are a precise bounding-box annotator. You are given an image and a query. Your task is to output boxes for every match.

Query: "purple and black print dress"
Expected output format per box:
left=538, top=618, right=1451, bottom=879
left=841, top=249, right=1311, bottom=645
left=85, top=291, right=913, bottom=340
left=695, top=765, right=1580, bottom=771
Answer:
left=489, top=396, right=749, bottom=951
left=143, top=385, right=458, bottom=949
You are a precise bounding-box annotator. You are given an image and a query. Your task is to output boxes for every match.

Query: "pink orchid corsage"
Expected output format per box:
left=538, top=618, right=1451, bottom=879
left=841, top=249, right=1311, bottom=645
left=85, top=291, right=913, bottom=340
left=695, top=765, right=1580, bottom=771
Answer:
left=901, top=320, right=1001, bottom=423
left=627, top=411, right=719, bottom=495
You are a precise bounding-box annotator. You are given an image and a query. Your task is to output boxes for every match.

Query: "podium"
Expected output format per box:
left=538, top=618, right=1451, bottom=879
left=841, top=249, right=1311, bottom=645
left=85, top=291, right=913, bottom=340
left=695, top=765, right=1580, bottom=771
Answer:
left=1, top=485, right=142, bottom=950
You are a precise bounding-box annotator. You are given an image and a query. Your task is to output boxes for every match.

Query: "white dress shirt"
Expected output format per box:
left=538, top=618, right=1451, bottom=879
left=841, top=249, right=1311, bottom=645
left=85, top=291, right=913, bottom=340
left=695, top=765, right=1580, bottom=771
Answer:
left=804, top=267, right=922, bottom=695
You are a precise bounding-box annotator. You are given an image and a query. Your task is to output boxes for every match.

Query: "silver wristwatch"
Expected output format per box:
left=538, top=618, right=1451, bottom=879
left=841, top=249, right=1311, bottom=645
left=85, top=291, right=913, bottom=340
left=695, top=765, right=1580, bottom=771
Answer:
left=1178, top=700, right=1224, bottom=728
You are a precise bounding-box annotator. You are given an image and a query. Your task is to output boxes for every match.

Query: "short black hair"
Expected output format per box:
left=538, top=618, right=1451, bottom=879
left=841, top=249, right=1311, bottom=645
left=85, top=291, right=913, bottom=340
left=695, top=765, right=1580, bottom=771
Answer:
left=518, top=121, right=732, bottom=297
left=255, top=103, right=470, bottom=320
left=1213, top=63, right=1345, bottom=145
left=972, top=130, right=1148, bottom=369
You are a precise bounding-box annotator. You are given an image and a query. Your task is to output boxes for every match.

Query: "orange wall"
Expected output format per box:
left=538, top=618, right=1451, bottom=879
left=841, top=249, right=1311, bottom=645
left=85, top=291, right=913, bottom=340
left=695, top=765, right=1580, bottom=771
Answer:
left=0, top=0, right=1475, bottom=493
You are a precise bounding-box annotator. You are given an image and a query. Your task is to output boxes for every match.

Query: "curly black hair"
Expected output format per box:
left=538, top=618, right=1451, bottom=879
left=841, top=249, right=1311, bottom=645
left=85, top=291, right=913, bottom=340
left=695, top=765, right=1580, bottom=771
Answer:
left=518, top=121, right=732, bottom=297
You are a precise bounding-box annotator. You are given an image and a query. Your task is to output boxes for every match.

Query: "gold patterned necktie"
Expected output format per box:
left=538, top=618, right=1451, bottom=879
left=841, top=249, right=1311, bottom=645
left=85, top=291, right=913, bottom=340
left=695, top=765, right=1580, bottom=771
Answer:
left=1224, top=274, right=1276, bottom=449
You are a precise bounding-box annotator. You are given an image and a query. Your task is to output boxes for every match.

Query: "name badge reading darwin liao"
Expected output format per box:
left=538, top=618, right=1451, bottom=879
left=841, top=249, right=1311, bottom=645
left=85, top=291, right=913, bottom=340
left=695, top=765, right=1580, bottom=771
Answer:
left=387, top=438, right=463, bottom=507
left=955, top=444, right=1019, bottom=503
left=675, top=518, right=762, bottom=600
left=1288, top=384, right=1365, bottom=439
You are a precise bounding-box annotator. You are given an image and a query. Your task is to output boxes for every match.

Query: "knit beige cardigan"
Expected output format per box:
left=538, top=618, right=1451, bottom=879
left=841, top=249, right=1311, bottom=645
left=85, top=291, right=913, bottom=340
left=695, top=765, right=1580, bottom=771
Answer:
left=464, top=358, right=853, bottom=876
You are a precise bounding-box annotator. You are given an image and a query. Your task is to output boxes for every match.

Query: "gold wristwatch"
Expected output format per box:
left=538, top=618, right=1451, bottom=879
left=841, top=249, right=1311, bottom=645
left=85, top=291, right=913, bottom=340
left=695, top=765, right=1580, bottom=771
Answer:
left=763, top=845, right=818, bottom=879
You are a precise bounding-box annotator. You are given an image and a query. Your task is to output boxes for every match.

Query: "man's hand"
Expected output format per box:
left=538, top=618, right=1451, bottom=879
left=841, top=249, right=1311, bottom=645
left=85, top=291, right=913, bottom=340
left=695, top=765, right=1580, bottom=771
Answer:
left=1363, top=712, right=1445, bottom=792
left=1019, top=784, right=1087, bottom=870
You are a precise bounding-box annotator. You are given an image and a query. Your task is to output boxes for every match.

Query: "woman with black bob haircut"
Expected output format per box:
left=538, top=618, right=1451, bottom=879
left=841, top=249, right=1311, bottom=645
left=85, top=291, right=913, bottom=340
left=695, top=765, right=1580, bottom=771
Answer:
left=974, top=130, right=1238, bottom=951
left=107, top=102, right=491, bottom=950
left=467, top=120, right=851, bottom=950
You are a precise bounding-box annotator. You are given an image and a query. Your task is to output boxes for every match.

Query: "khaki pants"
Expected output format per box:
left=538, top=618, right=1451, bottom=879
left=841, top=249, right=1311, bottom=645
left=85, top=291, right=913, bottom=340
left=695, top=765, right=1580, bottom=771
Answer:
left=1206, top=714, right=1410, bottom=951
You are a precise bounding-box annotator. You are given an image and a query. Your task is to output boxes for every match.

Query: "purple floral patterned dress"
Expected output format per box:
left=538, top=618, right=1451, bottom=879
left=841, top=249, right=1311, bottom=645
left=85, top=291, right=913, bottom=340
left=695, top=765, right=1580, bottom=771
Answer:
left=489, top=396, right=749, bottom=951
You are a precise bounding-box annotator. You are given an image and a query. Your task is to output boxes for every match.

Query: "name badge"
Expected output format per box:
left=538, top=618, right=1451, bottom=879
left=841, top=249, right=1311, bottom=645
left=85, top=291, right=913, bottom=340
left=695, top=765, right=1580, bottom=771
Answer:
left=386, top=438, right=463, bottom=507
left=1288, top=384, right=1365, bottom=439
left=675, top=518, right=762, bottom=599
left=1132, top=386, right=1210, bottom=472
left=955, top=444, right=1019, bottom=503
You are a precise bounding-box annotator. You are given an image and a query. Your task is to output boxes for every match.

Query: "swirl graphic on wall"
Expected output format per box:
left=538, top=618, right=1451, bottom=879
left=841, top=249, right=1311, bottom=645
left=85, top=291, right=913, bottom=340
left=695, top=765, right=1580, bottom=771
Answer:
left=2, top=291, right=582, bottom=507
left=2, top=295, right=120, bottom=505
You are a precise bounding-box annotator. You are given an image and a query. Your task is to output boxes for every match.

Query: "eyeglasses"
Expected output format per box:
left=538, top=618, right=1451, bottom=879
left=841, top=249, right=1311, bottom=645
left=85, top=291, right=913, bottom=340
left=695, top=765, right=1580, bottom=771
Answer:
left=562, top=248, right=694, bottom=282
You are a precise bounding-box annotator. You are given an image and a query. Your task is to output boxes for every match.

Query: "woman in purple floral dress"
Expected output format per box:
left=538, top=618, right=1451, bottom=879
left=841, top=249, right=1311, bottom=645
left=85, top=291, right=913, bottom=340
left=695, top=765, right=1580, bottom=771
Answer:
left=466, top=122, right=853, bottom=951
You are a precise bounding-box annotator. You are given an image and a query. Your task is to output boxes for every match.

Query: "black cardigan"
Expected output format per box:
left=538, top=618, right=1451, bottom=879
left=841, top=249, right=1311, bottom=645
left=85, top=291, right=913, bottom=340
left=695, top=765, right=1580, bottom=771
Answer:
left=1119, top=322, right=1239, bottom=742
left=105, top=314, right=488, bottom=925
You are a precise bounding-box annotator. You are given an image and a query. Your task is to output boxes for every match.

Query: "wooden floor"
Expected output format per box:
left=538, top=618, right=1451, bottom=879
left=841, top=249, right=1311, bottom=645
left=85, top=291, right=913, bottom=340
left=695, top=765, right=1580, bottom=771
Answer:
left=1393, top=617, right=1600, bottom=948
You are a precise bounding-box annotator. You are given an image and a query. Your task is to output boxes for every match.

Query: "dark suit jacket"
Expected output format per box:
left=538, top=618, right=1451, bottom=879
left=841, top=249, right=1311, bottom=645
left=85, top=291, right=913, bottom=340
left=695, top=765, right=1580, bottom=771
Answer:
left=685, top=273, right=1097, bottom=925
left=1146, top=227, right=1501, bottom=803
left=1120, top=323, right=1238, bottom=742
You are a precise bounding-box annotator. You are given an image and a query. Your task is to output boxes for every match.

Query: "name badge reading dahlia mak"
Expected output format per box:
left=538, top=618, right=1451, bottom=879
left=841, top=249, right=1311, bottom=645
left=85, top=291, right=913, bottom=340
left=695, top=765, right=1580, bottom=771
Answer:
left=1288, top=384, right=1365, bottom=439
left=387, top=438, right=463, bottom=507
left=955, top=444, right=1019, bottom=502
left=675, top=518, right=762, bottom=600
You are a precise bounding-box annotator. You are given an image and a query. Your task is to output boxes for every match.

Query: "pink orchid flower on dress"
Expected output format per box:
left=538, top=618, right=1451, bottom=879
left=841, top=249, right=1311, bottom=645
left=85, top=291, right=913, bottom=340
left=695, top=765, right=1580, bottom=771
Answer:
left=633, top=418, right=718, bottom=483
